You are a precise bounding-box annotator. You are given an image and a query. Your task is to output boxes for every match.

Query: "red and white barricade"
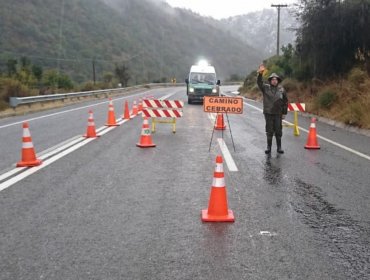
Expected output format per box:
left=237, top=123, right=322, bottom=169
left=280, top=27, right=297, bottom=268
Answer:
left=142, top=99, right=184, bottom=133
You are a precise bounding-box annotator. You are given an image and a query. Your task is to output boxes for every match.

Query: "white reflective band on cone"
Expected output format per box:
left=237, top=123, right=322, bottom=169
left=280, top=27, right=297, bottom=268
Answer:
left=23, top=142, right=34, bottom=148
left=88, top=121, right=95, bottom=126
left=23, top=129, right=31, bottom=137
left=212, top=177, right=225, bottom=188
left=215, top=163, right=223, bottom=173
left=310, top=123, right=316, bottom=128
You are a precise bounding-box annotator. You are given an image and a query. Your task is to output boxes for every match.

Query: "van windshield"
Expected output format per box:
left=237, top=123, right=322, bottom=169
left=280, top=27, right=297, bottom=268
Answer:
left=190, top=72, right=216, bottom=84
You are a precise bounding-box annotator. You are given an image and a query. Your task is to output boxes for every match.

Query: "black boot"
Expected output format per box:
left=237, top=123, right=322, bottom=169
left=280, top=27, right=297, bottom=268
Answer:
left=276, top=137, right=284, bottom=154
left=265, top=136, right=272, bottom=154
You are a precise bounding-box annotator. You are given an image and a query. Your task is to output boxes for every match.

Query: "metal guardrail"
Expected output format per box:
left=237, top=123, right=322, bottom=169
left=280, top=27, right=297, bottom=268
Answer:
left=9, top=83, right=184, bottom=108
left=8, top=82, right=241, bottom=108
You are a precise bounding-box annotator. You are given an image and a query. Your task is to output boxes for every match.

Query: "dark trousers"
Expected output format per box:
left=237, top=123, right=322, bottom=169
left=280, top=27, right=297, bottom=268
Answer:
left=264, top=113, right=282, bottom=138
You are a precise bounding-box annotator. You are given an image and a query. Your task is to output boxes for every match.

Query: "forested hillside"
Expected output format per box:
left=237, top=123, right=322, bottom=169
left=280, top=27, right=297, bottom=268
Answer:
left=240, top=0, right=370, bottom=129
left=0, top=0, right=262, bottom=84
left=220, top=8, right=297, bottom=57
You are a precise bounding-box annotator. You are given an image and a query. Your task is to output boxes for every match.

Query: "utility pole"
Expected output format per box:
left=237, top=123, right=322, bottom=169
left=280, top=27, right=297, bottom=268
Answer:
left=92, top=59, right=96, bottom=85
left=271, top=4, right=288, bottom=56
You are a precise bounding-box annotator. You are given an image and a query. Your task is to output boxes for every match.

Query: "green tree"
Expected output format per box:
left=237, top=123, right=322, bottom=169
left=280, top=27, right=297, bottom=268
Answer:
left=103, top=71, right=114, bottom=83
left=295, top=0, right=370, bottom=78
left=6, top=59, right=17, bottom=77
left=32, top=65, right=43, bottom=82
left=115, top=64, right=130, bottom=87
left=43, top=70, right=73, bottom=90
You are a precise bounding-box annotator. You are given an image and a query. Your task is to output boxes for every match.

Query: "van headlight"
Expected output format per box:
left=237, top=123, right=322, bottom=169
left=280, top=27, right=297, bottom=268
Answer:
left=212, top=88, right=217, bottom=93
left=189, top=87, right=194, bottom=93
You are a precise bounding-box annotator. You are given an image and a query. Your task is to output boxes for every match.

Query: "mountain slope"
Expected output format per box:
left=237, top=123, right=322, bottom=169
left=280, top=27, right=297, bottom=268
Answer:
left=0, top=0, right=263, bottom=83
left=220, top=8, right=298, bottom=57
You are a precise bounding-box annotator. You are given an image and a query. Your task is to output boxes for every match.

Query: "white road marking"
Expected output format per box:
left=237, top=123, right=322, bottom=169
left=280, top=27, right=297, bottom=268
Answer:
left=259, top=231, right=277, bottom=236
left=0, top=168, right=25, bottom=182
left=206, top=113, right=238, bottom=172
left=217, top=138, right=238, bottom=172
left=0, top=117, right=128, bottom=190
left=242, top=100, right=370, bottom=161
left=0, top=137, right=95, bottom=192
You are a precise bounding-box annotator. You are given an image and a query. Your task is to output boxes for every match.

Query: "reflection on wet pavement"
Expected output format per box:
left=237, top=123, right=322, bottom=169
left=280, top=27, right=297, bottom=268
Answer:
left=291, top=178, right=370, bottom=279
left=263, top=156, right=283, bottom=185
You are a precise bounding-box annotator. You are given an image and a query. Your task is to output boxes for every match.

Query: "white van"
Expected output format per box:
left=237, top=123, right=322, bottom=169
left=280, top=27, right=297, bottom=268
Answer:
left=185, top=62, right=220, bottom=104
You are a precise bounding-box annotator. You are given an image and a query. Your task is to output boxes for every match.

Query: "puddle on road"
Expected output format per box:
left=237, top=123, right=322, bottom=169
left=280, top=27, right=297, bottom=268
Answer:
left=263, top=156, right=283, bottom=185
left=291, top=178, right=370, bottom=279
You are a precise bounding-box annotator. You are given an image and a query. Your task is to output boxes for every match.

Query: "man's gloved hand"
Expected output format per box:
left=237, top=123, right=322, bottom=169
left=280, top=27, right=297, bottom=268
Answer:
left=257, top=64, right=265, bottom=74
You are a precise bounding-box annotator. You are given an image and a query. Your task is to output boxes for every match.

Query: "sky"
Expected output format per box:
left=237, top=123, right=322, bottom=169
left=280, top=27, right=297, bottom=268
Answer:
left=166, top=0, right=298, bottom=19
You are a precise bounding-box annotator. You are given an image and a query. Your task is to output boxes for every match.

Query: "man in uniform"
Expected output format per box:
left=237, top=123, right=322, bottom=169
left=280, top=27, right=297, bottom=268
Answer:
left=257, top=65, right=288, bottom=154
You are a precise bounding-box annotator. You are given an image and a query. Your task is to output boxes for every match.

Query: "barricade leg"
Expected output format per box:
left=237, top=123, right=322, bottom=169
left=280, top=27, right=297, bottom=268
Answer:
left=172, top=118, right=176, bottom=134
left=152, top=118, right=156, bottom=133
left=293, top=111, right=300, bottom=136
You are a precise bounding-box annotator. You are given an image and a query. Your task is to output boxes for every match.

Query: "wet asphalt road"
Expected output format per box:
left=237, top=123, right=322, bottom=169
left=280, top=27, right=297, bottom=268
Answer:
left=0, top=86, right=369, bottom=279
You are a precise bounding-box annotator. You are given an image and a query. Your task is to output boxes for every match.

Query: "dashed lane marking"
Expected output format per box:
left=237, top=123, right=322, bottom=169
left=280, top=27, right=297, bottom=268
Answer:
left=217, top=138, right=238, bottom=172
left=207, top=113, right=238, bottom=172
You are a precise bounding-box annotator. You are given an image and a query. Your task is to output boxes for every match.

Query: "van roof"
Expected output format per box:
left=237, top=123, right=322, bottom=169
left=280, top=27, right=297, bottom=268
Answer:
left=190, top=65, right=216, bottom=74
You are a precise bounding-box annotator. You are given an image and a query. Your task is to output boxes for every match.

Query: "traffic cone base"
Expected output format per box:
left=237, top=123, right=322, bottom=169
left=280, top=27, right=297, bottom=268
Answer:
left=83, top=134, right=100, bottom=138
left=105, top=122, right=120, bottom=127
left=16, top=159, right=42, bottom=167
left=201, top=209, right=234, bottom=222
left=215, top=113, right=226, bottom=130
left=304, top=144, right=320, bottom=149
left=136, top=142, right=156, bottom=148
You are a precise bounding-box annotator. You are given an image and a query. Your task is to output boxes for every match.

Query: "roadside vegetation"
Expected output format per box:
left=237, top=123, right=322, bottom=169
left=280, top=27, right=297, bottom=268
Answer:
left=240, top=0, right=370, bottom=129
left=0, top=57, right=132, bottom=111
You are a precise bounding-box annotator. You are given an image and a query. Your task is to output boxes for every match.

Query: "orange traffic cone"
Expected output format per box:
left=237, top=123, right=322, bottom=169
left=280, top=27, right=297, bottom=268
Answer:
left=305, top=118, right=320, bottom=149
left=132, top=100, right=138, bottom=117
left=138, top=97, right=143, bottom=112
left=122, top=100, right=130, bottom=120
left=214, top=113, right=226, bottom=130
left=105, top=98, right=119, bottom=126
left=202, top=155, right=234, bottom=222
left=84, top=110, right=99, bottom=138
left=136, top=117, right=156, bottom=148
left=16, top=122, right=42, bottom=167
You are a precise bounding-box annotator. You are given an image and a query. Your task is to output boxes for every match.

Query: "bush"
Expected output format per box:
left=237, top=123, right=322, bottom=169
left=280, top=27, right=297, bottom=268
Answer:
left=0, top=78, right=30, bottom=101
left=80, top=81, right=98, bottom=92
left=281, top=78, right=298, bottom=92
left=0, top=100, right=9, bottom=111
left=348, top=67, right=367, bottom=87
left=342, top=102, right=364, bottom=126
left=317, top=90, right=337, bottom=109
